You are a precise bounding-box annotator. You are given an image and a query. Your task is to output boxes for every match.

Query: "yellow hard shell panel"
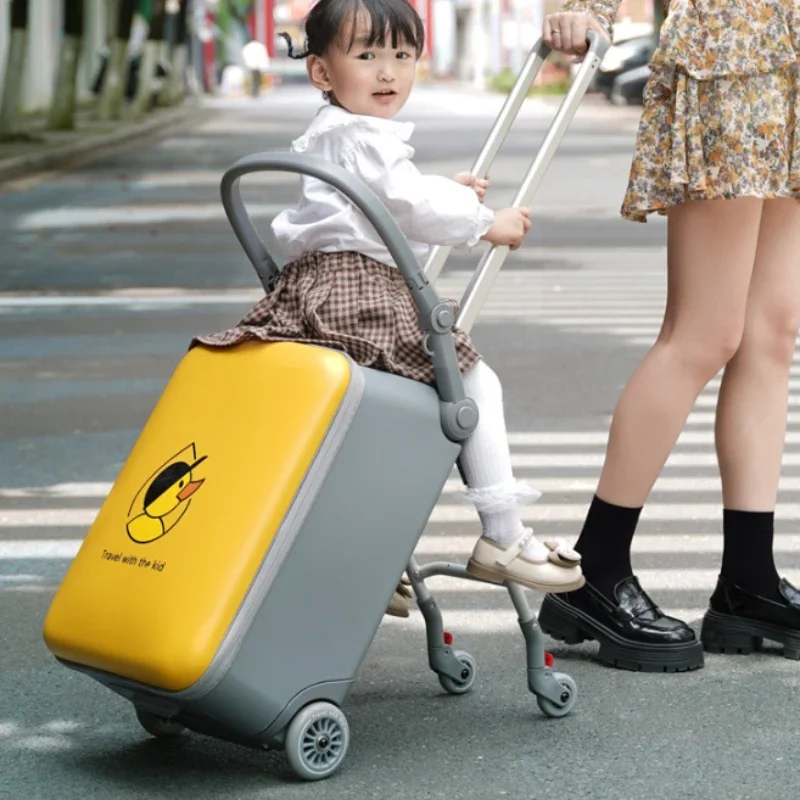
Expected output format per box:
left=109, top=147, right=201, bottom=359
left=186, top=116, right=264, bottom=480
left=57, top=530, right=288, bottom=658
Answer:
left=43, top=342, right=351, bottom=692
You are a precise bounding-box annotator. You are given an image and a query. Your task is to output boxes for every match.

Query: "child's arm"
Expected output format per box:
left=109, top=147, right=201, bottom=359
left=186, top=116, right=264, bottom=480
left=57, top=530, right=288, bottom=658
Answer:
left=345, top=134, right=495, bottom=247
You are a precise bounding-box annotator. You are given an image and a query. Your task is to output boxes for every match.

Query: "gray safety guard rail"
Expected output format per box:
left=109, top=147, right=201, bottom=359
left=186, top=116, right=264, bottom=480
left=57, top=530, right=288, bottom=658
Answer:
left=220, top=152, right=478, bottom=442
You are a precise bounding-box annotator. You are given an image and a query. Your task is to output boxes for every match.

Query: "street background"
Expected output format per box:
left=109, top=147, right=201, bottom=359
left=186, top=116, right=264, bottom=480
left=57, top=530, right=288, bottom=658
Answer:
left=2, top=83, right=798, bottom=800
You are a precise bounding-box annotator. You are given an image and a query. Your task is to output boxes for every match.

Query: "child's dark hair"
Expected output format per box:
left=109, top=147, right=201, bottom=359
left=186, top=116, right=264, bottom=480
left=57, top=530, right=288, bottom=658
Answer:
left=279, top=0, right=426, bottom=60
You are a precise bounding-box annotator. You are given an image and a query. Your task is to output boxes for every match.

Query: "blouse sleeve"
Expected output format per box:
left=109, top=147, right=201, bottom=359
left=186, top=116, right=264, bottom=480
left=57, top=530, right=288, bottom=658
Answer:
left=343, top=133, right=494, bottom=248
left=559, top=0, right=622, bottom=40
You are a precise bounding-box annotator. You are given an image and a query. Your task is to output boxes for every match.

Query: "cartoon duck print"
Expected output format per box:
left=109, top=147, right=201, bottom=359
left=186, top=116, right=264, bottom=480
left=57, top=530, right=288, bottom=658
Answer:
left=126, top=455, right=207, bottom=544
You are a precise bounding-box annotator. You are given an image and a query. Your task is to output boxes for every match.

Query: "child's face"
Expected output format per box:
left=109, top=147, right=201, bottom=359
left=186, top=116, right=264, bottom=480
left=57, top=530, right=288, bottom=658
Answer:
left=308, top=15, right=417, bottom=118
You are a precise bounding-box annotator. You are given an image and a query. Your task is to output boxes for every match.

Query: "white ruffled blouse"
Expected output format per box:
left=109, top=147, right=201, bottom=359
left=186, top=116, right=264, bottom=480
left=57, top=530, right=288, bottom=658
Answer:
left=270, top=104, right=495, bottom=269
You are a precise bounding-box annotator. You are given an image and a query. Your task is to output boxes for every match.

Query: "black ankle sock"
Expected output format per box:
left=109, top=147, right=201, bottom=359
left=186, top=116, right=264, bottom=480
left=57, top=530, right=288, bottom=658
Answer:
left=574, top=495, right=642, bottom=600
left=720, top=509, right=781, bottom=601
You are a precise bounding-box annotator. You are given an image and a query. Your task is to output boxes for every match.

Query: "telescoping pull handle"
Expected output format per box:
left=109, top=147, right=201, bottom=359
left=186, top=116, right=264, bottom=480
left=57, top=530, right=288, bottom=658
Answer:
left=423, top=31, right=610, bottom=332
left=219, top=152, right=479, bottom=442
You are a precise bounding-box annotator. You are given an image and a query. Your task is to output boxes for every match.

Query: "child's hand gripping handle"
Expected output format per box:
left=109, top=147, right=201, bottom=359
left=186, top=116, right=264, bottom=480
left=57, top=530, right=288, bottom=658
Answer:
left=219, top=152, right=479, bottom=443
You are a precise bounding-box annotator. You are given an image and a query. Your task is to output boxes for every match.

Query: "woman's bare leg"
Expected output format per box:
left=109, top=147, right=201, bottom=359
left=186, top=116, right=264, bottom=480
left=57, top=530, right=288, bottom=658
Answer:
left=712, top=198, right=800, bottom=601
left=716, top=199, right=800, bottom=509
left=596, top=198, right=764, bottom=506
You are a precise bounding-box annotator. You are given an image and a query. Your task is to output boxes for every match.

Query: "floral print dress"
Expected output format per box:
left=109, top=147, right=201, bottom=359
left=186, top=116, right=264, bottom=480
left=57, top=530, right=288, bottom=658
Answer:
left=561, top=0, right=800, bottom=221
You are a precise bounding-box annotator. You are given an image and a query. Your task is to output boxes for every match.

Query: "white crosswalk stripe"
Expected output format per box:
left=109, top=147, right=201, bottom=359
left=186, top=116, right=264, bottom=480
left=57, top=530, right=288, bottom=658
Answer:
left=3, top=268, right=800, bottom=646
left=437, top=269, right=665, bottom=341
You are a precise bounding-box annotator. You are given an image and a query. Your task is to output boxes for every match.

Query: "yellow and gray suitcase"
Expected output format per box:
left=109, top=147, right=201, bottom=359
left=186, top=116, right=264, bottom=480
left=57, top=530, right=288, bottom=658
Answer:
left=42, top=35, right=607, bottom=782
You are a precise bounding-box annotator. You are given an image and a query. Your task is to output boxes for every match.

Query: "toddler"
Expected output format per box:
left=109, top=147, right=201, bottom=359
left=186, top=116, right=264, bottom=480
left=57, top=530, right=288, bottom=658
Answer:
left=193, top=0, right=584, bottom=614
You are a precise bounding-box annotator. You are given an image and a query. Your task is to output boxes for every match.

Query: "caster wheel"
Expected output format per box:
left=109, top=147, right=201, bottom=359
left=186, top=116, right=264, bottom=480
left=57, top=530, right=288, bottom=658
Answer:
left=536, top=672, right=577, bottom=718
left=438, top=650, right=477, bottom=695
left=284, top=701, right=349, bottom=781
left=136, top=709, right=185, bottom=737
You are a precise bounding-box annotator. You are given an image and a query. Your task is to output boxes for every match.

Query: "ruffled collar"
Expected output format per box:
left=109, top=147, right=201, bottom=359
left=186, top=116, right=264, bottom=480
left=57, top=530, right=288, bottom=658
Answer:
left=291, top=104, right=414, bottom=152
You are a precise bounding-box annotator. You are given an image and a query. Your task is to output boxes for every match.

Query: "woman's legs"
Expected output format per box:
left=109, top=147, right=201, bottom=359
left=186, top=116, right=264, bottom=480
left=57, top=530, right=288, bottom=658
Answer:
left=574, top=197, right=765, bottom=598
left=713, top=198, right=800, bottom=599
left=538, top=198, right=766, bottom=672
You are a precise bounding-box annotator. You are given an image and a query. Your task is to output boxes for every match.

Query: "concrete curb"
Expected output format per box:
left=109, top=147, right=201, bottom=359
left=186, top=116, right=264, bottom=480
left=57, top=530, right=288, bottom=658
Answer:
left=0, top=102, right=205, bottom=185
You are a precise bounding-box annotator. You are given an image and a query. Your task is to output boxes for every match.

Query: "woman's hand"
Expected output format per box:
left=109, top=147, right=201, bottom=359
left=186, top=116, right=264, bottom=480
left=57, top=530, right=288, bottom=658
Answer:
left=542, top=11, right=609, bottom=56
left=454, top=172, right=489, bottom=203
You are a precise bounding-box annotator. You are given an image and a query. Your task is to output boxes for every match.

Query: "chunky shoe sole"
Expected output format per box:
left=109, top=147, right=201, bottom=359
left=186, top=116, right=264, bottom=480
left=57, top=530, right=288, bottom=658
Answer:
left=539, top=593, right=705, bottom=673
left=701, top=609, right=800, bottom=660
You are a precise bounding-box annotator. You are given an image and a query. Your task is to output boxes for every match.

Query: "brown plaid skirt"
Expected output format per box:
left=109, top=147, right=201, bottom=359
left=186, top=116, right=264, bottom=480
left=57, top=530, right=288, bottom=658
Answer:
left=191, top=251, right=481, bottom=386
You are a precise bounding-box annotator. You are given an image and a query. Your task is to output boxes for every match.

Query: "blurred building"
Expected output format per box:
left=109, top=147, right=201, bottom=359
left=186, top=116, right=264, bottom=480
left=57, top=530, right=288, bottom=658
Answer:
left=265, top=0, right=653, bottom=84
left=0, top=0, right=655, bottom=112
left=449, top=0, right=653, bottom=82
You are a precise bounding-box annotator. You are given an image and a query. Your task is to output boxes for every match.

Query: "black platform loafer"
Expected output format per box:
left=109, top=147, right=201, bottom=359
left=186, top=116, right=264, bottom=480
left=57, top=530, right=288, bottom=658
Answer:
left=539, top=575, right=704, bottom=673
left=701, top=576, right=800, bottom=660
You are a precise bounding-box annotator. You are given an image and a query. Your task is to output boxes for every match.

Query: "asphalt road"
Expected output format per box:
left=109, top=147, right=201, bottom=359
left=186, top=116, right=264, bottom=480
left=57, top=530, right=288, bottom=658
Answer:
left=1, top=85, right=798, bottom=800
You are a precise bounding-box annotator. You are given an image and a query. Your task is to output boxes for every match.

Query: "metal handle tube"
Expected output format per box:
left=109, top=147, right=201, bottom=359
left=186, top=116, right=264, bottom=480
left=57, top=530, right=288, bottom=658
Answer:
left=455, top=31, right=609, bottom=334
left=422, top=37, right=553, bottom=284
left=219, top=152, right=469, bottom=413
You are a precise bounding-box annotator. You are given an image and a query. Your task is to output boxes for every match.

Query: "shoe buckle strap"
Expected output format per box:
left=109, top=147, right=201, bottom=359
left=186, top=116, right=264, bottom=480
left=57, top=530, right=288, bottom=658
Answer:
left=544, top=537, right=581, bottom=563
left=495, top=530, right=533, bottom=567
